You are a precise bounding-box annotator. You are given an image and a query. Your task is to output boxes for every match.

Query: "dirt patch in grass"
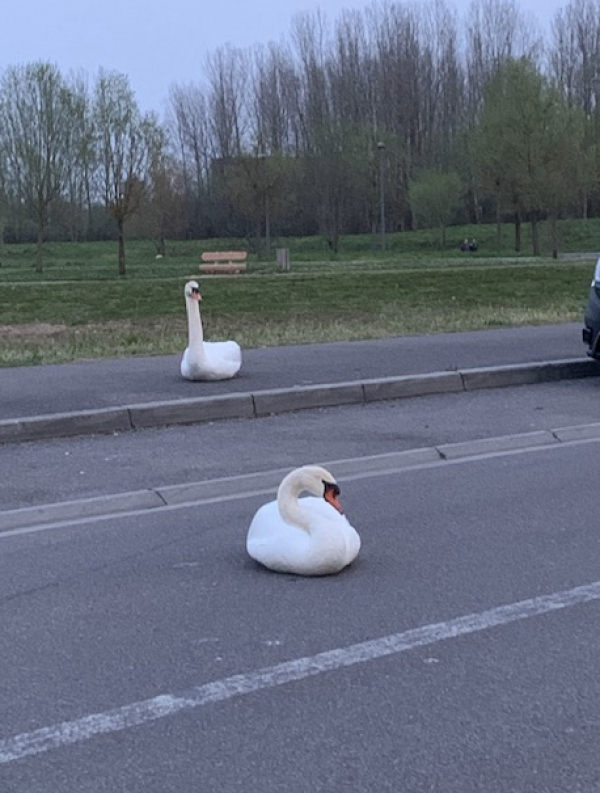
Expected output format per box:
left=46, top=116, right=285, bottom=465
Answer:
left=1, top=322, right=71, bottom=338
left=0, top=305, right=582, bottom=367
left=0, top=319, right=185, bottom=341
left=0, top=319, right=188, bottom=367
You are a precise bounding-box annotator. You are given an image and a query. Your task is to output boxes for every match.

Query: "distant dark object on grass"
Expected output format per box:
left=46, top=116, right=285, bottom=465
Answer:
left=460, top=238, right=478, bottom=253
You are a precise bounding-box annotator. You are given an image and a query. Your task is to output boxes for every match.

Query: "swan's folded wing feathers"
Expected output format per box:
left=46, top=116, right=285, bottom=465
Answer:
left=202, top=342, right=242, bottom=375
left=246, top=500, right=313, bottom=571
left=205, top=340, right=241, bottom=361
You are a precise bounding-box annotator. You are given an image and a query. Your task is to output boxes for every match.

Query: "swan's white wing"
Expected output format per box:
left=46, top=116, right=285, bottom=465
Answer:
left=302, top=499, right=361, bottom=563
left=246, top=497, right=360, bottom=575
left=205, top=340, right=242, bottom=363
left=180, top=347, right=193, bottom=378
left=181, top=341, right=241, bottom=380
left=246, top=500, right=312, bottom=572
left=341, top=516, right=361, bottom=561
left=203, top=341, right=242, bottom=377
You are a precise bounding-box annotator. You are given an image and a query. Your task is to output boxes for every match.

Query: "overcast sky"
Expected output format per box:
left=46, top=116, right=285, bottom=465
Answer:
left=1, top=0, right=566, bottom=114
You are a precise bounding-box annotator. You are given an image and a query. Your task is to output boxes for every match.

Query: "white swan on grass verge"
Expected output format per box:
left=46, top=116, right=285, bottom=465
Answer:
left=180, top=280, right=242, bottom=381
left=246, top=465, right=361, bottom=576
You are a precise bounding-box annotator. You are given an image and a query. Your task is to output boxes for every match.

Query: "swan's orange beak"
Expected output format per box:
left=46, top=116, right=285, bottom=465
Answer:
left=323, top=482, right=343, bottom=514
left=191, top=287, right=202, bottom=302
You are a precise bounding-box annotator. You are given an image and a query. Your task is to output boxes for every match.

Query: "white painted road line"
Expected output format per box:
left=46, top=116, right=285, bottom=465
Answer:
left=3, top=432, right=600, bottom=539
left=2, top=579, right=600, bottom=765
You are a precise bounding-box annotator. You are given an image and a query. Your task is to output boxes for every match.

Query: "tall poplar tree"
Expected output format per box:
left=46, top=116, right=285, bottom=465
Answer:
left=93, top=70, right=165, bottom=275
left=0, top=62, right=72, bottom=271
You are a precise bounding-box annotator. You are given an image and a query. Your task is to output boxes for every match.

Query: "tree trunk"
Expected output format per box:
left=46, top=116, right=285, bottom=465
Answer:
left=326, top=213, right=340, bottom=255
left=86, top=181, right=93, bottom=241
left=496, top=195, right=502, bottom=247
left=255, top=217, right=262, bottom=260
left=531, top=212, right=540, bottom=256
left=36, top=223, right=44, bottom=274
left=0, top=216, right=5, bottom=266
left=117, top=217, right=126, bottom=275
left=550, top=214, right=558, bottom=259
left=264, top=193, right=271, bottom=258
left=471, top=179, right=481, bottom=224
left=327, top=230, right=339, bottom=255
left=514, top=212, right=521, bottom=253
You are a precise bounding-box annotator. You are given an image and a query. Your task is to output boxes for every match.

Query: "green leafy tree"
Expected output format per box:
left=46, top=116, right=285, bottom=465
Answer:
left=408, top=169, right=463, bottom=248
left=303, top=126, right=349, bottom=255
left=301, top=124, right=380, bottom=254
left=0, top=62, right=72, bottom=271
left=474, top=57, right=583, bottom=255
left=137, top=158, right=187, bottom=256
left=61, top=73, right=96, bottom=242
left=93, top=70, right=165, bottom=275
left=0, top=188, right=6, bottom=266
left=223, top=151, right=298, bottom=257
left=542, top=101, right=588, bottom=257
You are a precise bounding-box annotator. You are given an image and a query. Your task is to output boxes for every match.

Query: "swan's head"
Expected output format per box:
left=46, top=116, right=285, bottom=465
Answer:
left=184, top=281, right=202, bottom=302
left=322, top=477, right=343, bottom=513
left=281, top=465, right=343, bottom=514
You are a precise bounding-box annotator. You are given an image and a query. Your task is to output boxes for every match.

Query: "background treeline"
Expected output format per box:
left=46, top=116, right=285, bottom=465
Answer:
left=2, top=0, right=600, bottom=272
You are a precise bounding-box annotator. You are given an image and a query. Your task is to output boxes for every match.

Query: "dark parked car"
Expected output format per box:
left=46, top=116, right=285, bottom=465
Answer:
left=583, top=257, right=600, bottom=358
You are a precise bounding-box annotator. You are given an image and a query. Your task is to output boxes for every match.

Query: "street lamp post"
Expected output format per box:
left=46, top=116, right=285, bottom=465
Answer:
left=257, top=150, right=270, bottom=258
left=264, top=190, right=271, bottom=258
left=377, top=141, right=386, bottom=251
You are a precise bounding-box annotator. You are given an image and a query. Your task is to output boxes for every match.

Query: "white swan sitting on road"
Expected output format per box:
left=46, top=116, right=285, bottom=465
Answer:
left=180, top=280, right=242, bottom=381
left=246, top=465, right=361, bottom=576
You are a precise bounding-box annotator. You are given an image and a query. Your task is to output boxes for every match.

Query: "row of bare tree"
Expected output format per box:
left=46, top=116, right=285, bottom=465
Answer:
left=2, top=0, right=600, bottom=271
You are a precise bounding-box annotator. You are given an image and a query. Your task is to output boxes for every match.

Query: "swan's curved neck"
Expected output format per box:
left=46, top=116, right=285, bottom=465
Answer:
left=186, top=296, right=204, bottom=349
left=277, top=473, right=313, bottom=531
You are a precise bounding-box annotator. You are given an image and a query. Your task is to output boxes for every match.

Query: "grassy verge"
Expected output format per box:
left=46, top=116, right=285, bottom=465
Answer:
left=0, top=262, right=590, bottom=367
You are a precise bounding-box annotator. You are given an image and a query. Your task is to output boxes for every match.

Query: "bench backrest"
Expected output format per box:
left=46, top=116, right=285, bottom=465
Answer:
left=201, top=251, right=247, bottom=263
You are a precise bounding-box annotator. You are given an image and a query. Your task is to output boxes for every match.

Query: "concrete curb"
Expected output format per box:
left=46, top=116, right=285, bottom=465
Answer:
left=0, top=357, right=598, bottom=446
left=0, top=490, right=166, bottom=532
left=3, top=421, right=600, bottom=535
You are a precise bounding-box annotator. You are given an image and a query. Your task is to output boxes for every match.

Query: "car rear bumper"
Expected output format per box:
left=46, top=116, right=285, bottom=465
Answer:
left=583, top=285, right=600, bottom=358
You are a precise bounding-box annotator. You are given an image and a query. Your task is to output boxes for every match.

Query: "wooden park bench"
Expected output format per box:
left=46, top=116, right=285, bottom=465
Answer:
left=199, top=250, right=247, bottom=275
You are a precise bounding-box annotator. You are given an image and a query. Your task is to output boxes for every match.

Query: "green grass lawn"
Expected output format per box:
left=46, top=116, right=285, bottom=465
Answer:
left=0, top=220, right=594, bottom=367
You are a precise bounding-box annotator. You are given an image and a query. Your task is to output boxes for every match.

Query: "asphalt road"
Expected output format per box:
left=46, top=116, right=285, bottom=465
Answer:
left=2, top=388, right=600, bottom=791
left=1, top=376, right=600, bottom=512
left=0, top=323, right=587, bottom=421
